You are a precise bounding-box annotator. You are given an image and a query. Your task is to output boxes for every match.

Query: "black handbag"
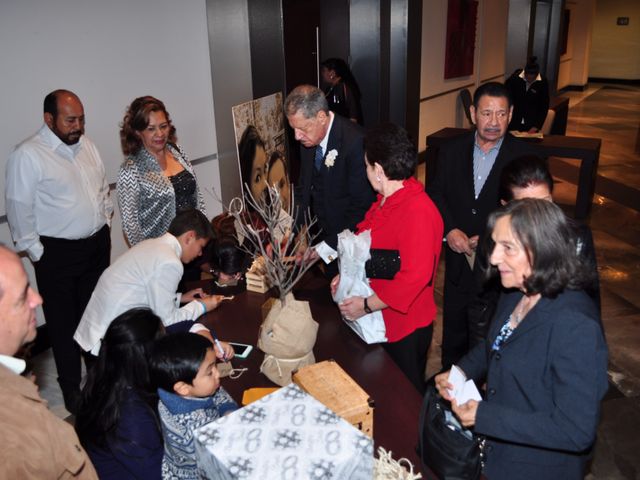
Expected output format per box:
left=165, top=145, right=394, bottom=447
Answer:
left=365, top=249, right=400, bottom=279
left=418, top=384, right=483, bottom=480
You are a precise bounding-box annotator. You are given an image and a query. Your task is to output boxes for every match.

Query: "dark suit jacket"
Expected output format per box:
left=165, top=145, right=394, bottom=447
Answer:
left=506, top=72, right=550, bottom=131
left=426, top=131, right=532, bottom=284
left=458, top=289, right=609, bottom=480
left=294, top=114, right=375, bottom=248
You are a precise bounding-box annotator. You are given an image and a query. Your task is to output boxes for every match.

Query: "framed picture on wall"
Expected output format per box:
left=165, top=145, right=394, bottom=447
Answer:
left=444, top=0, right=478, bottom=79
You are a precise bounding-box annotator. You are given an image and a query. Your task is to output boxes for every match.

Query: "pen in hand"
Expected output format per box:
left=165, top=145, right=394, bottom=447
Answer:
left=210, top=329, right=227, bottom=362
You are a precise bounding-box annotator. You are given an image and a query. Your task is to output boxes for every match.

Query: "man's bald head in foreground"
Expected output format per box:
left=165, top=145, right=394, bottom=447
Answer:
left=0, top=246, right=43, bottom=356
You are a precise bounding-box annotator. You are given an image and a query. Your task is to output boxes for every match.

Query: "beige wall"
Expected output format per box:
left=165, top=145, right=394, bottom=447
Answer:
left=558, top=0, right=596, bottom=89
left=0, top=0, right=224, bottom=328
left=590, top=0, right=640, bottom=79
left=419, top=0, right=509, bottom=152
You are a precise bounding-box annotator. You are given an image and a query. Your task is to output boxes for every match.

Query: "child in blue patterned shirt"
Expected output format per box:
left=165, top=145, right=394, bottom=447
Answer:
left=150, top=332, right=238, bottom=480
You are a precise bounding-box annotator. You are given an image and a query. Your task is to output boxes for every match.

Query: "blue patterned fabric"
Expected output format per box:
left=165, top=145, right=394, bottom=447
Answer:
left=157, top=387, right=237, bottom=479
left=491, top=317, right=515, bottom=352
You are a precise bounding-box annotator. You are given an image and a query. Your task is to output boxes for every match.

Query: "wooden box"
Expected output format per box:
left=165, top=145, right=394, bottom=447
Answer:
left=293, top=359, right=374, bottom=437
left=245, top=271, right=270, bottom=293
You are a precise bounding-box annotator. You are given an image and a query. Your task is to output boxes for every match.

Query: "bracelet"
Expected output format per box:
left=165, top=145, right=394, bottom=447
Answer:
left=197, top=300, right=207, bottom=316
left=363, top=297, right=373, bottom=314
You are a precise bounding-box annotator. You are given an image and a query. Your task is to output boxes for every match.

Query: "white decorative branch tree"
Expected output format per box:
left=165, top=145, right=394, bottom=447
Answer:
left=228, top=184, right=320, bottom=305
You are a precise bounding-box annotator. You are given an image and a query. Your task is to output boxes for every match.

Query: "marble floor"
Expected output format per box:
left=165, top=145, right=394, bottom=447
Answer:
left=31, top=84, right=640, bottom=478
left=555, top=84, right=640, bottom=479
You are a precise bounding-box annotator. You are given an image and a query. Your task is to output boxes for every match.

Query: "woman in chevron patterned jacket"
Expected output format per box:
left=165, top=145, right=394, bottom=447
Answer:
left=117, top=96, right=206, bottom=247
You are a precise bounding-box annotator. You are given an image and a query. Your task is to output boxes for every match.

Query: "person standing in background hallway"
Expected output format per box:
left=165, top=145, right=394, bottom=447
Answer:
left=321, top=58, right=364, bottom=125
left=506, top=57, right=550, bottom=133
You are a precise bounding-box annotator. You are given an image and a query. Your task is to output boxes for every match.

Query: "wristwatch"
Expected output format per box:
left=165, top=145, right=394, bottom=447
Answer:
left=363, top=297, right=373, bottom=314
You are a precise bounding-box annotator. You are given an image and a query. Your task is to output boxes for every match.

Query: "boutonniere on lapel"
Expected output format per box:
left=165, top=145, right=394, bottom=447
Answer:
left=325, top=149, right=338, bottom=168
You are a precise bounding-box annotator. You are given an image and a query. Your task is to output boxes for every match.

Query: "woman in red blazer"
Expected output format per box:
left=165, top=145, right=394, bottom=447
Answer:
left=332, top=123, right=444, bottom=393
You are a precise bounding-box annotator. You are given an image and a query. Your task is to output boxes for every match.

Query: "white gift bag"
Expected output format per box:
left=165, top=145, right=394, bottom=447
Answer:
left=333, top=230, right=387, bottom=344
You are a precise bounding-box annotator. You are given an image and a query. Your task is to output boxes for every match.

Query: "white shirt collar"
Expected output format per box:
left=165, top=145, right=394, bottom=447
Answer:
left=319, top=111, right=335, bottom=154
left=163, top=232, right=183, bottom=258
left=518, top=70, right=542, bottom=83
left=39, top=124, right=83, bottom=157
left=0, top=354, right=27, bottom=375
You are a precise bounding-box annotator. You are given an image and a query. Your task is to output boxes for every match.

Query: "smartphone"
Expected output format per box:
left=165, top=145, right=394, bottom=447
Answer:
left=229, top=342, right=253, bottom=359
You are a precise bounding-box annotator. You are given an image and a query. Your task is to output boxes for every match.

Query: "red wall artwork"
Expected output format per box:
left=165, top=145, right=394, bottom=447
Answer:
left=444, top=0, right=478, bottom=79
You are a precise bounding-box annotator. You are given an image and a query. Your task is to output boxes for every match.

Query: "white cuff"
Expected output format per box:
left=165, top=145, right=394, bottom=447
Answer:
left=189, top=323, right=208, bottom=334
left=28, top=241, right=44, bottom=262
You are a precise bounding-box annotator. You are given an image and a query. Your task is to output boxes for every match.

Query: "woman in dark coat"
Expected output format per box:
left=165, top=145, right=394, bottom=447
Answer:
left=436, top=199, right=608, bottom=479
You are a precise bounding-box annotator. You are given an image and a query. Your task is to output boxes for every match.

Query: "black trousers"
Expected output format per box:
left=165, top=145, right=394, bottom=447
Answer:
left=34, top=225, right=110, bottom=400
left=383, top=324, right=433, bottom=395
left=441, top=261, right=475, bottom=371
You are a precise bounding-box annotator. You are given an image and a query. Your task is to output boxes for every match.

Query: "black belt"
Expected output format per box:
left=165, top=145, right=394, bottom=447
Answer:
left=39, top=223, right=109, bottom=245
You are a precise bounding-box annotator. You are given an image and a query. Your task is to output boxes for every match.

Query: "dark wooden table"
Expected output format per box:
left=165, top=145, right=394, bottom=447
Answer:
left=424, top=127, right=601, bottom=220
left=199, top=270, right=425, bottom=473
left=549, top=96, right=569, bottom=135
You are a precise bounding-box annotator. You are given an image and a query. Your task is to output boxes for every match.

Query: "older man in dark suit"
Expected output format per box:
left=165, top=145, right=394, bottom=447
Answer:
left=427, top=82, right=532, bottom=370
left=285, top=85, right=375, bottom=259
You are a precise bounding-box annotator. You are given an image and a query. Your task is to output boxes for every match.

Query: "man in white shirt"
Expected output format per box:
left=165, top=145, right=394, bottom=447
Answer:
left=5, top=89, right=112, bottom=413
left=75, top=209, right=224, bottom=356
left=0, top=245, right=97, bottom=478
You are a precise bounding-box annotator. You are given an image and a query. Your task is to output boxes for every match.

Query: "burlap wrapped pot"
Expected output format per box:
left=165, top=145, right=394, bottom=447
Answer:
left=258, top=293, right=318, bottom=386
